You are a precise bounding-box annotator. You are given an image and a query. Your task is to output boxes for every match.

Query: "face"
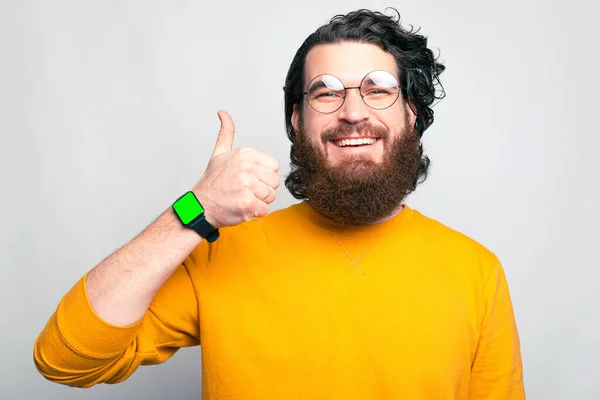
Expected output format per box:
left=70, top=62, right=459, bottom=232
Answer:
left=287, top=42, right=425, bottom=225
left=291, top=42, right=416, bottom=166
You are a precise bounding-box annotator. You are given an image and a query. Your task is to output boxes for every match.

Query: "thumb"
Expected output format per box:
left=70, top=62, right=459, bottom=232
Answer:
left=212, top=110, right=236, bottom=158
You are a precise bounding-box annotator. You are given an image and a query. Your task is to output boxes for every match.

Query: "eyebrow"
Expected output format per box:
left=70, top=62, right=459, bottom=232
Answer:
left=362, top=77, right=376, bottom=86
left=305, top=80, right=328, bottom=95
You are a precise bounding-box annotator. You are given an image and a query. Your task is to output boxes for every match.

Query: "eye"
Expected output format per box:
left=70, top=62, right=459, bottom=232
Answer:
left=367, top=89, right=391, bottom=95
left=313, top=91, right=344, bottom=100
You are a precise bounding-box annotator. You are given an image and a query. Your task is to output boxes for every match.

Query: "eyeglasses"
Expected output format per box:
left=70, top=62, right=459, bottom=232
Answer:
left=303, top=70, right=402, bottom=114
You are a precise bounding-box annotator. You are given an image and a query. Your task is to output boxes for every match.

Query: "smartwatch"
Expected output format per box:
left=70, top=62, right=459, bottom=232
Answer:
left=172, top=191, right=220, bottom=242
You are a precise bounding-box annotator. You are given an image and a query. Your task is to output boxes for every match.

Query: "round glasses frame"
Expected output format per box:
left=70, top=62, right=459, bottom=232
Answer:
left=302, top=70, right=403, bottom=114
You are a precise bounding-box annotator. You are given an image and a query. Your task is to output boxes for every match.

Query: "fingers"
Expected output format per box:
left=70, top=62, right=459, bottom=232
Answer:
left=243, top=165, right=279, bottom=204
left=211, top=110, right=236, bottom=158
left=249, top=180, right=276, bottom=204
left=253, top=165, right=280, bottom=191
left=241, top=198, right=270, bottom=221
left=234, top=166, right=278, bottom=217
left=239, top=170, right=275, bottom=206
left=252, top=151, right=280, bottom=172
left=260, top=185, right=277, bottom=204
left=235, top=148, right=280, bottom=174
left=253, top=198, right=270, bottom=218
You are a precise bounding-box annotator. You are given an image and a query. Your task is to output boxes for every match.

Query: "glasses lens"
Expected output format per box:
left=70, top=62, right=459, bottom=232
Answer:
left=306, top=74, right=345, bottom=113
left=360, top=71, right=400, bottom=110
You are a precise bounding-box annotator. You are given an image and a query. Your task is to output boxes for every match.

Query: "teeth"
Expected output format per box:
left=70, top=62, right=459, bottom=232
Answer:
left=333, top=138, right=377, bottom=147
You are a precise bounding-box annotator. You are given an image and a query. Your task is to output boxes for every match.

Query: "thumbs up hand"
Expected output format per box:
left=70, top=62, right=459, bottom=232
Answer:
left=192, top=111, right=281, bottom=229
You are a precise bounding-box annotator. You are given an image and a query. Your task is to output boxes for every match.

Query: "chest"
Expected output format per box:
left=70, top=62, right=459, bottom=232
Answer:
left=198, top=243, right=481, bottom=395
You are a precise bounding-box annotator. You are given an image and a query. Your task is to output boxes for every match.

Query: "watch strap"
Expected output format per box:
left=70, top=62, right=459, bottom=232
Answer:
left=188, top=215, right=220, bottom=243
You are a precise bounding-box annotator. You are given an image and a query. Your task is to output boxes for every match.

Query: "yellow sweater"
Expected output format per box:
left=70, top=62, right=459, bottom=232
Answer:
left=34, top=202, right=525, bottom=399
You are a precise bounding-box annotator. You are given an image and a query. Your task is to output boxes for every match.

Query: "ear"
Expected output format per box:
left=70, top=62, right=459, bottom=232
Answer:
left=291, top=104, right=300, bottom=133
left=405, top=99, right=417, bottom=128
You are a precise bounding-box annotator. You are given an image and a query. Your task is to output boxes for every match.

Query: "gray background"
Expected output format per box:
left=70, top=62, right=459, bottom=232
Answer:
left=1, top=0, right=598, bottom=398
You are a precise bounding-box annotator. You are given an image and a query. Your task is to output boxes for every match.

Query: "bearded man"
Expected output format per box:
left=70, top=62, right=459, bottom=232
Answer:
left=34, top=9, right=525, bottom=400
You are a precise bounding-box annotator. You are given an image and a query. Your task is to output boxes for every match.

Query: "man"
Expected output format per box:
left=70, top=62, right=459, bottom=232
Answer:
left=34, top=9, right=525, bottom=399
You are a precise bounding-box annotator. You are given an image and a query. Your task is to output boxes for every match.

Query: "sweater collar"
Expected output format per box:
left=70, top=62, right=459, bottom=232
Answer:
left=293, top=200, right=414, bottom=238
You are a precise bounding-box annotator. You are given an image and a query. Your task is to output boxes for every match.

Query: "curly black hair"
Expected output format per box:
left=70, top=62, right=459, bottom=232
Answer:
left=283, top=9, right=446, bottom=200
left=284, top=8, right=445, bottom=139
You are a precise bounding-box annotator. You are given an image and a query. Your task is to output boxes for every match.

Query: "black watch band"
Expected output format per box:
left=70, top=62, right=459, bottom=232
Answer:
left=188, top=215, right=220, bottom=243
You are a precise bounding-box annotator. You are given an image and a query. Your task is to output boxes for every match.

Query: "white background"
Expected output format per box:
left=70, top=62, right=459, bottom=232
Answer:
left=1, top=0, right=598, bottom=398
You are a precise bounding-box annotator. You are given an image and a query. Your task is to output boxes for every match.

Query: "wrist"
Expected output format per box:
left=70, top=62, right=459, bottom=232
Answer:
left=172, top=190, right=220, bottom=242
left=192, top=190, right=218, bottom=228
left=146, top=207, right=204, bottom=246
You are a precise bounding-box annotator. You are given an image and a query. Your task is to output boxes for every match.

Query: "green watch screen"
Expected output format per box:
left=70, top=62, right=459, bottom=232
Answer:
left=173, top=191, right=204, bottom=224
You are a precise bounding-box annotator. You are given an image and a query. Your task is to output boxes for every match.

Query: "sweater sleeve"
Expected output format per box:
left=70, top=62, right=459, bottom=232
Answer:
left=469, top=259, right=526, bottom=399
left=33, top=247, right=205, bottom=388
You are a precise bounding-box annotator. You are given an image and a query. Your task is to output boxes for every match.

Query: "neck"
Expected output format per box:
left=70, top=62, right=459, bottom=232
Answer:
left=364, top=204, right=405, bottom=225
left=308, top=201, right=405, bottom=226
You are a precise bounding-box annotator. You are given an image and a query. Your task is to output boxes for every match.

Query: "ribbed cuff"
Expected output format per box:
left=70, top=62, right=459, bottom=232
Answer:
left=56, top=273, right=142, bottom=359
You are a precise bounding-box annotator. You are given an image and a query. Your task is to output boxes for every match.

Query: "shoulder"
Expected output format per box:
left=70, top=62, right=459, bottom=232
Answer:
left=212, top=202, right=301, bottom=246
left=405, top=207, right=500, bottom=274
left=234, top=202, right=303, bottom=231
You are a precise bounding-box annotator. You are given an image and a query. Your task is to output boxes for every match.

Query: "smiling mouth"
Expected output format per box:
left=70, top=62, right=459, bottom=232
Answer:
left=332, top=138, right=378, bottom=147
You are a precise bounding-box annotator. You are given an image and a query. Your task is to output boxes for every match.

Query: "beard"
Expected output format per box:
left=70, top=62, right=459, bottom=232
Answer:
left=287, top=117, right=427, bottom=225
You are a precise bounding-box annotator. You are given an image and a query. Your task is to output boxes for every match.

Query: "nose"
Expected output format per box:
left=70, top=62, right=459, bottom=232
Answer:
left=337, top=87, right=369, bottom=124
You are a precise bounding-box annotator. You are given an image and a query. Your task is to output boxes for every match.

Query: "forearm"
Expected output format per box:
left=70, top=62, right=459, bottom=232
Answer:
left=86, top=206, right=202, bottom=326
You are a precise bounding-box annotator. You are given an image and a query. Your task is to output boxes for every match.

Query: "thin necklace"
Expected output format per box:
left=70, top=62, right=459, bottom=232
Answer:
left=329, top=233, right=381, bottom=275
